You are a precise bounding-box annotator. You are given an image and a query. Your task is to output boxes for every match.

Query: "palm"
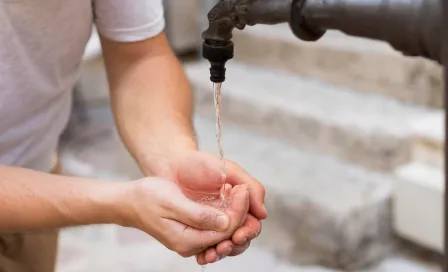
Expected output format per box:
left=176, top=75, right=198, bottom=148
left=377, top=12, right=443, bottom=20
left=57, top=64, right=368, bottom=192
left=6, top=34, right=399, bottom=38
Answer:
left=171, top=152, right=228, bottom=204
left=160, top=150, right=264, bottom=264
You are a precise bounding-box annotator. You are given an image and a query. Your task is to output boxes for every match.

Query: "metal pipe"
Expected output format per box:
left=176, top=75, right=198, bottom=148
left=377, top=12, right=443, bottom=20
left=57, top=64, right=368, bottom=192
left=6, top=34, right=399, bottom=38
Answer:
left=443, top=0, right=448, bottom=269
left=293, top=0, right=443, bottom=63
left=200, top=1, right=447, bottom=268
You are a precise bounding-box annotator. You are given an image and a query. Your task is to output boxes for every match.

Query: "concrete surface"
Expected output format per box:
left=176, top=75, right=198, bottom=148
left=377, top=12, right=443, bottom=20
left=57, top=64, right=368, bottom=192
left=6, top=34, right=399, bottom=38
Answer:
left=409, top=113, right=444, bottom=168
left=57, top=104, right=435, bottom=271
left=57, top=224, right=336, bottom=272
left=233, top=24, right=444, bottom=108
left=393, top=162, right=444, bottom=253
left=185, top=61, right=440, bottom=172
left=56, top=224, right=438, bottom=272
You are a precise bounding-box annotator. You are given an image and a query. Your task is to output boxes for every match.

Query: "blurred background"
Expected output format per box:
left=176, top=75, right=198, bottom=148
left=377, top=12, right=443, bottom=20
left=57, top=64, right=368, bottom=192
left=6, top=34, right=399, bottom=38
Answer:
left=56, top=0, right=445, bottom=271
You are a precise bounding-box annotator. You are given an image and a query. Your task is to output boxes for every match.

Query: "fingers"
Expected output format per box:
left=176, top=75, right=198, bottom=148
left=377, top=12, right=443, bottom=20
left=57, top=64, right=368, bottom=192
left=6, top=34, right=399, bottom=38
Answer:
left=231, top=214, right=261, bottom=245
left=215, top=240, right=233, bottom=259
left=176, top=152, right=267, bottom=220
left=193, top=202, right=261, bottom=265
left=195, top=214, right=261, bottom=264
left=223, top=185, right=250, bottom=228
left=190, top=184, right=249, bottom=243
left=228, top=241, right=250, bottom=257
left=196, top=240, right=233, bottom=265
left=166, top=192, right=230, bottom=232
left=227, top=162, right=267, bottom=220
left=167, top=184, right=250, bottom=257
left=196, top=253, right=206, bottom=266
left=195, top=240, right=250, bottom=265
left=205, top=247, right=219, bottom=263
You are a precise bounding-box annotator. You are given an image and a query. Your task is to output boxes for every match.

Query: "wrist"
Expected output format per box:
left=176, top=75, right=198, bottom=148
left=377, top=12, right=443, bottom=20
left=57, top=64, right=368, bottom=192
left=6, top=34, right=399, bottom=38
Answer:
left=87, top=181, right=132, bottom=226
left=137, top=135, right=198, bottom=178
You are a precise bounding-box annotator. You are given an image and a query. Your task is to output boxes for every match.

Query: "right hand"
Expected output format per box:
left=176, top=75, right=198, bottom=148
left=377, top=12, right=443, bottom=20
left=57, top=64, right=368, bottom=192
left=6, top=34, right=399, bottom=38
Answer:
left=118, top=177, right=250, bottom=258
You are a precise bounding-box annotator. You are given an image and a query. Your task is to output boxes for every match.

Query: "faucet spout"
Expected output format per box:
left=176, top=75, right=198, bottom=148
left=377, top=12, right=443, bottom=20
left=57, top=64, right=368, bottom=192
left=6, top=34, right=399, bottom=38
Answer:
left=201, top=0, right=295, bottom=83
left=201, top=0, right=443, bottom=83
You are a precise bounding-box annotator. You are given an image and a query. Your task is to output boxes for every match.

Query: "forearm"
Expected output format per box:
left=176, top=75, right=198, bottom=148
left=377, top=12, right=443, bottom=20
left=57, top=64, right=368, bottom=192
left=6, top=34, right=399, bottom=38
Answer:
left=0, top=166, right=125, bottom=232
left=102, top=33, right=198, bottom=177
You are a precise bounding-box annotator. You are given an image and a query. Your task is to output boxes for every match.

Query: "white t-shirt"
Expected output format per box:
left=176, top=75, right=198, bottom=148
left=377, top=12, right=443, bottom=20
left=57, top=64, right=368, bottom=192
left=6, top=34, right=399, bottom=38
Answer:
left=0, top=0, right=165, bottom=172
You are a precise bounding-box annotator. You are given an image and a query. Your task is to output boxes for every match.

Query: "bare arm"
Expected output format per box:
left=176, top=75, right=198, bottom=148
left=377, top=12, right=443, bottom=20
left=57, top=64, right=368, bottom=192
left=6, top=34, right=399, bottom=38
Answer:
left=100, top=31, right=267, bottom=261
left=0, top=165, right=245, bottom=257
left=0, top=166, right=124, bottom=232
left=100, top=32, right=197, bottom=178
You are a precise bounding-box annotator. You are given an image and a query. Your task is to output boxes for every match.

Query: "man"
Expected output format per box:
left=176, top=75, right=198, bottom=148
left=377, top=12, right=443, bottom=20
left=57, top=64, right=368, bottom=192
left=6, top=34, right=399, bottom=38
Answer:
left=0, top=1, right=266, bottom=271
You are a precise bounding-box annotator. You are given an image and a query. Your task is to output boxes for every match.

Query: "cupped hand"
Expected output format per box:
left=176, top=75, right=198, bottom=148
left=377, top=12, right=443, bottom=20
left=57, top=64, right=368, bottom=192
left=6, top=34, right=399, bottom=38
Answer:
left=122, top=177, right=249, bottom=257
left=163, top=150, right=267, bottom=264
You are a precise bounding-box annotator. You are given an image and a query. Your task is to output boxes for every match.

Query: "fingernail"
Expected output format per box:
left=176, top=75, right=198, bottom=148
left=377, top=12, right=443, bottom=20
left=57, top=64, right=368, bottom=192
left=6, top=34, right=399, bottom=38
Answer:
left=225, top=246, right=233, bottom=255
left=263, top=204, right=267, bottom=214
left=217, top=214, right=229, bottom=231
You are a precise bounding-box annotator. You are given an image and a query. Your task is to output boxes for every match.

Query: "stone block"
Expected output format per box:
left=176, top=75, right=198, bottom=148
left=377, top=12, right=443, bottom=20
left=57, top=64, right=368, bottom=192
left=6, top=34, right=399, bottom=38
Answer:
left=393, top=162, right=444, bottom=253
left=409, top=113, right=444, bottom=168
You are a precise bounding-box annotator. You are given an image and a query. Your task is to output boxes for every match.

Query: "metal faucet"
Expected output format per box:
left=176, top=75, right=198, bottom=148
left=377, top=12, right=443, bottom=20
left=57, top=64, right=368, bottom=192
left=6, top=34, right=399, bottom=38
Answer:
left=201, top=0, right=443, bottom=83
left=201, top=1, right=448, bottom=270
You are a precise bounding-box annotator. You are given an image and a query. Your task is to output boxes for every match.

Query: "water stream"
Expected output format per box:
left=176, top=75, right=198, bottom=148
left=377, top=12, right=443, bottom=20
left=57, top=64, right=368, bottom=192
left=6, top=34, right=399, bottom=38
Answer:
left=214, top=83, right=227, bottom=204
left=200, top=82, right=228, bottom=272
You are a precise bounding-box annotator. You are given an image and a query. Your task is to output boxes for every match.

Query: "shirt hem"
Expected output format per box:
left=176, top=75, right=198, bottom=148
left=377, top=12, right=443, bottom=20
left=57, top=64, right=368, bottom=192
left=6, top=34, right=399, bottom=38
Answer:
left=96, top=14, right=166, bottom=43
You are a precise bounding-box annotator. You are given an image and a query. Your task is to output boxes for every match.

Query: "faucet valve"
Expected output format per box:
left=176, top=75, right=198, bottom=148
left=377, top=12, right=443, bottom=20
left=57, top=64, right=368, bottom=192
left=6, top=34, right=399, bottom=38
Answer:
left=202, top=39, right=234, bottom=83
left=201, top=0, right=309, bottom=83
left=289, top=0, right=326, bottom=41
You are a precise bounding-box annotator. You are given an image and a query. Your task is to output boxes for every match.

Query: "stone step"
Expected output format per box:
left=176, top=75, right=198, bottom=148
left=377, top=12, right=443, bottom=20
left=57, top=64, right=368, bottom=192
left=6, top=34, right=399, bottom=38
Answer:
left=393, top=161, right=444, bottom=253
left=408, top=113, right=444, bottom=169
left=58, top=225, right=337, bottom=272
left=185, top=61, right=439, bottom=172
left=194, top=116, right=393, bottom=270
left=59, top=107, right=393, bottom=271
left=57, top=226, right=438, bottom=272
left=232, top=24, right=444, bottom=108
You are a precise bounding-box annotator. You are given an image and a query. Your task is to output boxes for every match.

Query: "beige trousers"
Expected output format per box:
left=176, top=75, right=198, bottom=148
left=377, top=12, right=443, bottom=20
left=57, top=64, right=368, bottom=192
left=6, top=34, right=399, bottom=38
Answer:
left=0, top=164, right=61, bottom=272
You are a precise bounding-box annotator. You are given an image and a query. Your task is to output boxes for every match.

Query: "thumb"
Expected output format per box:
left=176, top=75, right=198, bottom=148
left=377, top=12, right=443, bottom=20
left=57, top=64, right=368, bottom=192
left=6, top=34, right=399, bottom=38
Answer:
left=177, top=184, right=251, bottom=255
left=166, top=194, right=230, bottom=232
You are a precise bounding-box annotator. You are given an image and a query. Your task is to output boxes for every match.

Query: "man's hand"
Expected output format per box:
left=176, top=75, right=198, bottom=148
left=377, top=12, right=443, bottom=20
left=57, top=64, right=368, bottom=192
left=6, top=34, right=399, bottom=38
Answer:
left=144, top=150, right=267, bottom=264
left=120, top=178, right=249, bottom=257
left=0, top=164, right=250, bottom=259
left=101, top=32, right=266, bottom=262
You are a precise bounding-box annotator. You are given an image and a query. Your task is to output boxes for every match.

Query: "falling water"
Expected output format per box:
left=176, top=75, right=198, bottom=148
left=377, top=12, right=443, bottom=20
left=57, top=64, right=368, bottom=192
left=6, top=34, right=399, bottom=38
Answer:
left=198, top=83, right=229, bottom=272
left=213, top=82, right=227, bottom=205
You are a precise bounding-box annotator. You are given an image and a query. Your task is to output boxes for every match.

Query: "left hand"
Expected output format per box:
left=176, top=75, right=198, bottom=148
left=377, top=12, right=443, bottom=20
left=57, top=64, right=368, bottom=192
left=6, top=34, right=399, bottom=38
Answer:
left=147, top=150, right=267, bottom=264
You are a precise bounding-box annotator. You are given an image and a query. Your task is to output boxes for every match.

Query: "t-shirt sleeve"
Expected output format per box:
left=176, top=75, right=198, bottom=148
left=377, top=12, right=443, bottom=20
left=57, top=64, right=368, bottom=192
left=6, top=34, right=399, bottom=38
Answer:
left=93, top=0, right=165, bottom=42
